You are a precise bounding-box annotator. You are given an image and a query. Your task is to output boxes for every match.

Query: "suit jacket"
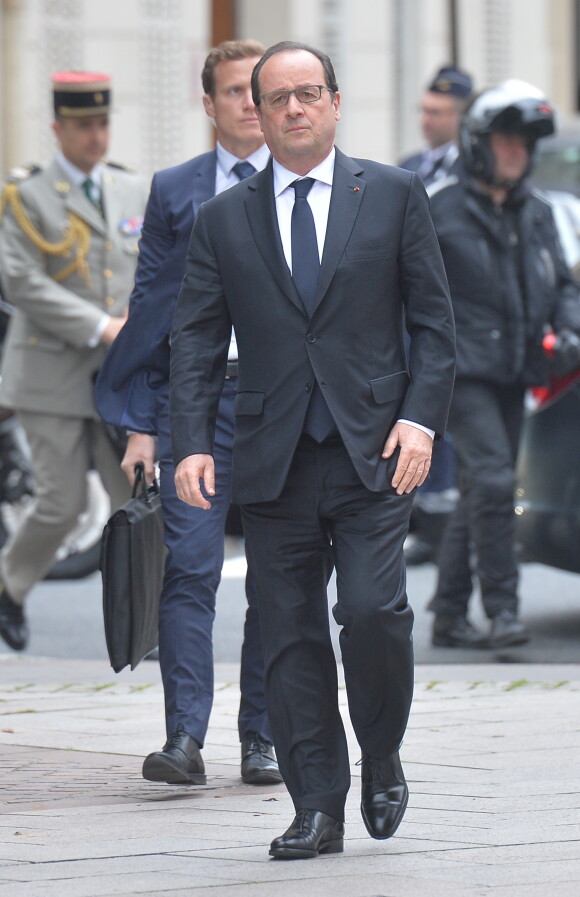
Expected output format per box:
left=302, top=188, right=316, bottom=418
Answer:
left=94, top=151, right=216, bottom=433
left=0, top=159, right=147, bottom=417
left=170, top=148, right=456, bottom=504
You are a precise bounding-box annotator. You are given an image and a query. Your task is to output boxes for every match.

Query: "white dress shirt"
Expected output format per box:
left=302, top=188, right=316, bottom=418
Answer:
left=55, top=151, right=104, bottom=198
left=271, top=147, right=434, bottom=440
left=215, top=141, right=271, bottom=360
left=215, top=141, right=271, bottom=195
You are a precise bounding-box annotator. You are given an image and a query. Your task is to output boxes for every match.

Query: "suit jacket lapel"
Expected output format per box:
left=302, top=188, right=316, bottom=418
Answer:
left=314, top=149, right=365, bottom=310
left=192, top=151, right=217, bottom=216
left=244, top=160, right=305, bottom=315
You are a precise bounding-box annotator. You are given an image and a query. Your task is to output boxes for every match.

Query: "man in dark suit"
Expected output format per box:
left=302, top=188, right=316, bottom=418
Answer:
left=95, top=41, right=281, bottom=787
left=170, top=41, right=455, bottom=858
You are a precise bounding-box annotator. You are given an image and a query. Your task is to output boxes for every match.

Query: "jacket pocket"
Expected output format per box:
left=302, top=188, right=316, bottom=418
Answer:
left=345, top=240, right=394, bottom=260
left=121, top=238, right=141, bottom=255
left=11, top=336, right=68, bottom=353
left=234, top=391, right=265, bottom=416
left=369, top=370, right=409, bottom=404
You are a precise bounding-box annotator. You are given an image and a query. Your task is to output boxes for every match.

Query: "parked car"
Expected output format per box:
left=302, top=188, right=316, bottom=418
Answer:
left=515, top=369, right=580, bottom=574
left=542, top=189, right=580, bottom=281
left=517, top=145, right=580, bottom=571
left=533, top=132, right=580, bottom=197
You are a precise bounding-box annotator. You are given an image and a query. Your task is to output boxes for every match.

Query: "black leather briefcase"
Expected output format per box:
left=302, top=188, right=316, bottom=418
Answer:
left=100, top=463, right=165, bottom=672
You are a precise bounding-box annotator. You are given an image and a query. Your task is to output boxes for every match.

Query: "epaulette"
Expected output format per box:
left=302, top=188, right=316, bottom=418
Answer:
left=426, top=174, right=459, bottom=199
left=6, top=163, right=42, bottom=183
left=106, top=161, right=133, bottom=172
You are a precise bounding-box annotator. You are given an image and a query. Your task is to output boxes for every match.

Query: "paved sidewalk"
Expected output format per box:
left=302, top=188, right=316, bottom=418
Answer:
left=1, top=656, right=579, bottom=897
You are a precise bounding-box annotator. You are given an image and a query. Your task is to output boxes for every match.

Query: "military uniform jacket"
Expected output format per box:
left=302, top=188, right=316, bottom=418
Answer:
left=0, top=159, right=147, bottom=417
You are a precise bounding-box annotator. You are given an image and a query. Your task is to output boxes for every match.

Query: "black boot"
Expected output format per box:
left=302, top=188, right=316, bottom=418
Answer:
left=432, top=614, right=488, bottom=648
left=0, top=588, right=28, bottom=651
left=490, top=610, right=530, bottom=648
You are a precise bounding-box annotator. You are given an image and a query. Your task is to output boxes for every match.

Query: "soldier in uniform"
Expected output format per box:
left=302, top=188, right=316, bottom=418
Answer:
left=0, top=72, right=147, bottom=651
left=399, top=65, right=473, bottom=185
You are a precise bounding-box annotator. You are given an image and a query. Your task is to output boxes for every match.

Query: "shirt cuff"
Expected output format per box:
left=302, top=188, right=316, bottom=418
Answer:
left=88, top=314, right=110, bottom=347
left=397, top=419, right=435, bottom=440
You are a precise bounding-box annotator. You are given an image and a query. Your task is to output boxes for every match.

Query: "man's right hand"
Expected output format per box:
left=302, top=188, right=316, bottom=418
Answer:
left=101, top=312, right=128, bottom=345
left=174, top=454, right=215, bottom=509
left=121, top=433, right=156, bottom=485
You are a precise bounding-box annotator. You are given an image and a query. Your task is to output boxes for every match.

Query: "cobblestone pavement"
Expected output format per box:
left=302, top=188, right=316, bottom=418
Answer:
left=0, top=657, right=579, bottom=897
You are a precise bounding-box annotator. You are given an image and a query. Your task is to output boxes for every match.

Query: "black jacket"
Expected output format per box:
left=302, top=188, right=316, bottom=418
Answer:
left=428, top=175, right=580, bottom=386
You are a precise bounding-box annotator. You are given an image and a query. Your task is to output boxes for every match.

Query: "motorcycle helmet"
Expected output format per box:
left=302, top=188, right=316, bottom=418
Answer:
left=459, top=79, right=555, bottom=186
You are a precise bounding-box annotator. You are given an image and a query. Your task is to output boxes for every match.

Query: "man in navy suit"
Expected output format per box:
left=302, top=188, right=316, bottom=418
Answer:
left=95, top=40, right=281, bottom=787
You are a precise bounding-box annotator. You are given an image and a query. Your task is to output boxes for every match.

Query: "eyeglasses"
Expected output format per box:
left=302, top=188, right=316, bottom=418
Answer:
left=259, top=85, right=331, bottom=109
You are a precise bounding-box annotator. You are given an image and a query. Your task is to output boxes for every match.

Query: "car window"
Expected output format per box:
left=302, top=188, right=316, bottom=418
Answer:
left=534, top=142, right=580, bottom=196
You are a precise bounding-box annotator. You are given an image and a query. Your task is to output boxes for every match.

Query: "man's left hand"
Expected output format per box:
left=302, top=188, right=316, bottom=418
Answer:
left=382, top=422, right=433, bottom=495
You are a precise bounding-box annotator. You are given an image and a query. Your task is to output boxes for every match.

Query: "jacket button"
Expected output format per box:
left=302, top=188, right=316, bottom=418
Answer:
left=106, top=296, right=115, bottom=307
left=305, top=382, right=312, bottom=392
left=103, top=268, right=113, bottom=279
left=306, top=333, right=317, bottom=343
left=104, top=241, right=113, bottom=250
left=490, top=329, right=501, bottom=339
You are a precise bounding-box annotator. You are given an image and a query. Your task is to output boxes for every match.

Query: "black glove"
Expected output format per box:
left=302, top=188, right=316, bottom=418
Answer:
left=549, top=329, right=580, bottom=377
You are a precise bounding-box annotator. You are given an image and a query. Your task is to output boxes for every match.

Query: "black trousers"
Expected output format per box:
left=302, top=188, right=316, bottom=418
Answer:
left=241, top=434, right=415, bottom=821
left=430, top=379, right=525, bottom=619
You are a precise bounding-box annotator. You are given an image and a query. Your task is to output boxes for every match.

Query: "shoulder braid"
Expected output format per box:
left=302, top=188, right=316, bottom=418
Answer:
left=0, top=182, right=92, bottom=284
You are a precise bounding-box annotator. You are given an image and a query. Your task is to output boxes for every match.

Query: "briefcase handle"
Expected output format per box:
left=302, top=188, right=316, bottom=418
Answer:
left=132, top=462, right=160, bottom=504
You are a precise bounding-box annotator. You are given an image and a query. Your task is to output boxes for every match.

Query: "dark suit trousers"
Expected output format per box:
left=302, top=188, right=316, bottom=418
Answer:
left=241, top=435, right=415, bottom=821
left=156, top=379, right=270, bottom=747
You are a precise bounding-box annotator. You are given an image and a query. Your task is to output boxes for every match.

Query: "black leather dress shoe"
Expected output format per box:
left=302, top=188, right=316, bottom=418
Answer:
left=432, top=614, right=489, bottom=648
left=142, top=726, right=206, bottom=784
left=269, top=809, right=344, bottom=859
left=241, top=733, right=283, bottom=785
left=0, top=589, right=28, bottom=652
left=360, top=750, right=408, bottom=840
left=490, top=610, right=530, bottom=648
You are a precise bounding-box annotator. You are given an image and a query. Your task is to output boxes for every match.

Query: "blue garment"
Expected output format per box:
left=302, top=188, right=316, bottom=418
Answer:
left=156, top=382, right=267, bottom=744
left=96, top=151, right=216, bottom=430
left=95, top=150, right=270, bottom=743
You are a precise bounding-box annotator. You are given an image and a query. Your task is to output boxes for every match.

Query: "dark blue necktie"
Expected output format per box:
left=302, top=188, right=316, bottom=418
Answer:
left=291, top=178, right=336, bottom=442
left=232, top=160, right=256, bottom=181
